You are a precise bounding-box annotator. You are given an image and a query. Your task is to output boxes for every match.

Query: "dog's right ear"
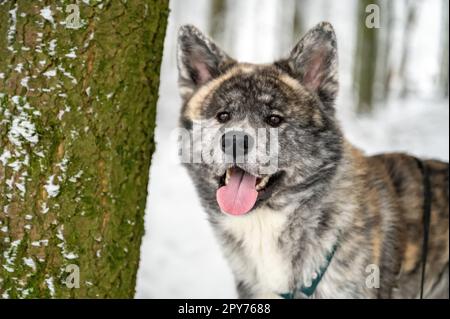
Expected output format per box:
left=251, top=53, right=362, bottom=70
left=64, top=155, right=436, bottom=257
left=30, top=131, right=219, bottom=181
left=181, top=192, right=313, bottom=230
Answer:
left=177, top=25, right=234, bottom=102
left=277, top=22, right=338, bottom=115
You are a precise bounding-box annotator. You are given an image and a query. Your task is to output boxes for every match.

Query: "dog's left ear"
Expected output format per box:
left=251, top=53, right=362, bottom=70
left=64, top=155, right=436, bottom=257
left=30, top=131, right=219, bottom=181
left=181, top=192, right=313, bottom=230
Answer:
left=280, top=22, right=338, bottom=111
left=177, top=25, right=235, bottom=102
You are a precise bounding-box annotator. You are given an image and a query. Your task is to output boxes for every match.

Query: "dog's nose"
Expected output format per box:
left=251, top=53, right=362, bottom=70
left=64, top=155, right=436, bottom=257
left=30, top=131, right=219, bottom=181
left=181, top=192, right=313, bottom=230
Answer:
left=221, top=131, right=254, bottom=161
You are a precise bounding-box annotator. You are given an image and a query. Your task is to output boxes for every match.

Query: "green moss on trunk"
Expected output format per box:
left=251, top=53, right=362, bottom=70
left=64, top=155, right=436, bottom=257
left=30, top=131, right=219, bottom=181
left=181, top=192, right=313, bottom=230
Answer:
left=0, top=0, right=169, bottom=298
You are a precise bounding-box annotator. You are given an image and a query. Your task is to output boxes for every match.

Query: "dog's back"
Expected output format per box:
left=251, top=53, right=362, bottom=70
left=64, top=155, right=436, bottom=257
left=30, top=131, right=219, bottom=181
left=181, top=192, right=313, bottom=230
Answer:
left=365, top=154, right=449, bottom=298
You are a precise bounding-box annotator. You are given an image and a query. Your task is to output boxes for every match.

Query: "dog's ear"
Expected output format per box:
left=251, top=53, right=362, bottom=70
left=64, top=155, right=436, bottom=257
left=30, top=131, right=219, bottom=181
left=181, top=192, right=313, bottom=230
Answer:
left=177, top=25, right=235, bottom=102
left=280, top=22, right=338, bottom=111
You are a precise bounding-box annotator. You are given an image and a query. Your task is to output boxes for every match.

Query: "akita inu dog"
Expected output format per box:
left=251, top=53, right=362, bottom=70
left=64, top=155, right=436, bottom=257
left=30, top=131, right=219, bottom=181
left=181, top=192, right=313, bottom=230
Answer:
left=176, top=22, right=449, bottom=298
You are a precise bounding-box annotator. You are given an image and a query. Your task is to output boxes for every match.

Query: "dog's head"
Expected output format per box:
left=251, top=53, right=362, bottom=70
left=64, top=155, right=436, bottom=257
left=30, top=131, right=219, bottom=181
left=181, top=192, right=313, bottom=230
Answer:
left=177, top=22, right=343, bottom=216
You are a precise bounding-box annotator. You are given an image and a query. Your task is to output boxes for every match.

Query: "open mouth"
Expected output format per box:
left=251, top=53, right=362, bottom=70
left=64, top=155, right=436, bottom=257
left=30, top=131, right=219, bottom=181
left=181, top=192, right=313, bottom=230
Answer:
left=216, top=167, right=280, bottom=216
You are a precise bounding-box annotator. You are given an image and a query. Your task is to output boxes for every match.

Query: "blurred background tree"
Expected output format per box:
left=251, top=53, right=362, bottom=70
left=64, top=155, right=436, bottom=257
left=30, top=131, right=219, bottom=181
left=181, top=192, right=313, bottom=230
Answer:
left=354, top=0, right=380, bottom=113
left=439, top=0, right=449, bottom=98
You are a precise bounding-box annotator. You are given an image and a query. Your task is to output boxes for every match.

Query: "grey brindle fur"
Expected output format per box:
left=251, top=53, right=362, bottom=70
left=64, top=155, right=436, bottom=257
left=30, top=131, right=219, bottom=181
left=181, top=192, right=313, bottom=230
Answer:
left=176, top=22, right=449, bottom=299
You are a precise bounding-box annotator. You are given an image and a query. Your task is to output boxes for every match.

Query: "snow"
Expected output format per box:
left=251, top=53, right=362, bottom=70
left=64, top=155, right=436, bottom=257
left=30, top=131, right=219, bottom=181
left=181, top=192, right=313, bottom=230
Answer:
left=57, top=65, right=77, bottom=84
left=20, top=76, right=30, bottom=88
left=8, top=114, right=39, bottom=146
left=0, top=149, right=11, bottom=165
left=56, top=225, right=79, bottom=261
left=3, top=265, right=14, bottom=273
left=44, top=175, right=60, bottom=198
left=31, top=240, right=49, bottom=247
left=63, top=252, right=79, bottom=260
left=136, top=0, right=449, bottom=299
left=11, top=95, right=20, bottom=104
left=34, top=150, right=45, bottom=158
left=339, top=97, right=449, bottom=160
left=48, top=39, right=57, bottom=56
left=69, top=170, right=83, bottom=183
left=41, top=202, right=49, bottom=214
left=83, top=32, right=95, bottom=49
left=23, top=257, right=36, bottom=271
left=43, top=69, right=57, bottom=78
left=56, top=228, right=64, bottom=241
left=40, top=6, right=55, bottom=26
left=2, top=289, right=10, bottom=299
left=3, top=239, right=21, bottom=273
left=7, top=3, right=18, bottom=51
left=45, top=276, right=55, bottom=297
left=56, top=156, right=69, bottom=172
left=14, top=63, right=23, bottom=73
left=15, top=181, right=25, bottom=195
left=65, top=52, right=77, bottom=59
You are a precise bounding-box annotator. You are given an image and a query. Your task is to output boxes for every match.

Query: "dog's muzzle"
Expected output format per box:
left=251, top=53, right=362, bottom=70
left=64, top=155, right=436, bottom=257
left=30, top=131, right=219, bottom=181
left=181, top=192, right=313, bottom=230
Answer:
left=221, top=130, right=254, bottom=163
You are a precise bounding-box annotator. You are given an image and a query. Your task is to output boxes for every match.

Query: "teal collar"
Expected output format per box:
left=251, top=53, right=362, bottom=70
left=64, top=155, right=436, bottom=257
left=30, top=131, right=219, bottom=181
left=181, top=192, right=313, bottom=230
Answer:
left=280, top=242, right=339, bottom=299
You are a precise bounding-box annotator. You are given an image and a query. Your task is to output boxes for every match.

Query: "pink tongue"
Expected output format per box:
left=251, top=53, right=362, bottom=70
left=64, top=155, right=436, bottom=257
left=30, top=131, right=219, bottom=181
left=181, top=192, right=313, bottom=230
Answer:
left=216, top=168, right=258, bottom=215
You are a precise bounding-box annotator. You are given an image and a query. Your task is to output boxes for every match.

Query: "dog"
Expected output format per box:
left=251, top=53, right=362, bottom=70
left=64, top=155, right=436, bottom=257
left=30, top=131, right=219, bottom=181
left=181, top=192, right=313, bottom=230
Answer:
left=175, top=22, right=449, bottom=298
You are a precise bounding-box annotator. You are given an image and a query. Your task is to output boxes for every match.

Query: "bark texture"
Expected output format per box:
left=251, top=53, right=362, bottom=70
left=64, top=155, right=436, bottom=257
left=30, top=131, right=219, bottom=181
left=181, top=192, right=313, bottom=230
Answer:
left=0, top=0, right=168, bottom=298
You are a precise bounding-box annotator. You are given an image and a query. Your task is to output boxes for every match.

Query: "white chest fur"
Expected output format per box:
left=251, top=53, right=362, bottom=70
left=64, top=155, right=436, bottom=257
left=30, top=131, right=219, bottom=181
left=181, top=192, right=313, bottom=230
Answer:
left=219, top=206, right=292, bottom=296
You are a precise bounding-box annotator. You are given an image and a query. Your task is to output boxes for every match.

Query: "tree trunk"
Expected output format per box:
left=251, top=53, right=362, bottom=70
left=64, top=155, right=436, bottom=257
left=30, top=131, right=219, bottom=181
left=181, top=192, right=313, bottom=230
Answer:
left=292, top=0, right=305, bottom=47
left=439, top=0, right=449, bottom=98
left=0, top=0, right=168, bottom=298
left=378, top=0, right=394, bottom=102
left=398, top=0, right=417, bottom=98
left=353, top=0, right=379, bottom=114
left=209, top=0, right=227, bottom=42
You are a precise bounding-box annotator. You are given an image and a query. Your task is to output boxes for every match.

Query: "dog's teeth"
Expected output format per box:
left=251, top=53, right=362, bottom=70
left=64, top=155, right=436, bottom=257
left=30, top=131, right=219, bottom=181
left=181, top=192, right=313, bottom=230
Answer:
left=225, top=169, right=231, bottom=185
left=256, top=176, right=270, bottom=191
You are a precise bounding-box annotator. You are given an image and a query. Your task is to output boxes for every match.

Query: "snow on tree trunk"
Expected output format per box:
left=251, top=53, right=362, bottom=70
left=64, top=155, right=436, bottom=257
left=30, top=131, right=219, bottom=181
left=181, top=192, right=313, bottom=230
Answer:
left=0, top=0, right=168, bottom=298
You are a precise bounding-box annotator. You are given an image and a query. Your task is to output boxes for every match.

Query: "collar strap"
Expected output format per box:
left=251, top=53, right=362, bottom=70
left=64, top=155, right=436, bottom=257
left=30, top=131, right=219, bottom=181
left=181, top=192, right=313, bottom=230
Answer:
left=280, top=242, right=339, bottom=299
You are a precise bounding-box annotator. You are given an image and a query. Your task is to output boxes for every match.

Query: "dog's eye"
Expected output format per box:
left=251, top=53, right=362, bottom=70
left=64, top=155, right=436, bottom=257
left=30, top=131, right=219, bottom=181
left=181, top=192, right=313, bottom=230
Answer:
left=266, top=114, right=283, bottom=127
left=217, top=111, right=231, bottom=123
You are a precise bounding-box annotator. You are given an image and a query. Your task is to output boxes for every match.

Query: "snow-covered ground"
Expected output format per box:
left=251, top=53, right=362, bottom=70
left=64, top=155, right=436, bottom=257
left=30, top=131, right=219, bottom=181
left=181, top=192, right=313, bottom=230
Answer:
left=135, top=0, right=449, bottom=298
